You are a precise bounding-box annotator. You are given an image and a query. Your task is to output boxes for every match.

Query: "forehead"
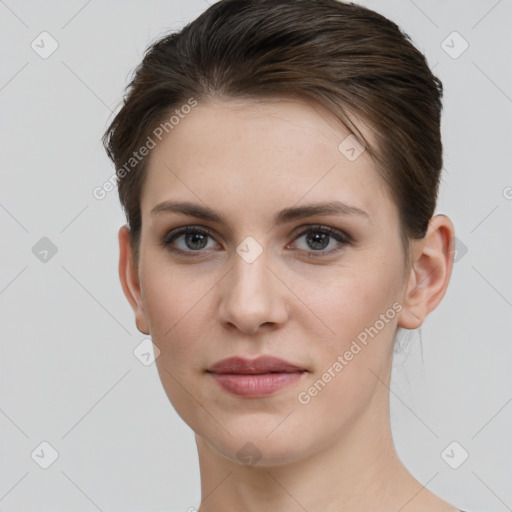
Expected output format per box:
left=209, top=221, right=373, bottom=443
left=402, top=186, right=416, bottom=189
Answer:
left=140, top=97, right=394, bottom=224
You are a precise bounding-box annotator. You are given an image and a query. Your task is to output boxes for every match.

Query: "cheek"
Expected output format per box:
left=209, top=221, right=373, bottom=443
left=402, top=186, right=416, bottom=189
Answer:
left=292, top=278, right=399, bottom=440
left=143, top=265, right=212, bottom=423
left=296, top=257, right=402, bottom=388
left=301, top=259, right=401, bottom=340
left=140, top=259, right=211, bottom=369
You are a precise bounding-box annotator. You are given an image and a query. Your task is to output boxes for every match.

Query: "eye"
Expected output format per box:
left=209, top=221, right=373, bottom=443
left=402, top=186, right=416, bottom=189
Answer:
left=288, top=225, right=352, bottom=257
left=161, top=224, right=352, bottom=259
left=160, top=226, right=219, bottom=257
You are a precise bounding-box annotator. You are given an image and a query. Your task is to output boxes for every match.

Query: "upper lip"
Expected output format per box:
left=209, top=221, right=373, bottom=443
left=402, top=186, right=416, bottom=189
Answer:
left=207, top=356, right=306, bottom=375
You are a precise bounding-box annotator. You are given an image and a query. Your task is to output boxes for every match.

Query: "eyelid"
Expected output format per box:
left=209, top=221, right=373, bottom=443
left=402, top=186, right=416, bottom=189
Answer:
left=290, top=223, right=353, bottom=244
left=285, top=224, right=352, bottom=259
left=161, top=225, right=219, bottom=248
left=161, top=223, right=353, bottom=259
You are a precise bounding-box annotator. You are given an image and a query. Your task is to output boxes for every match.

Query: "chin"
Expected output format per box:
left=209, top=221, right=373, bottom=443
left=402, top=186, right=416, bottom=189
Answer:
left=196, top=420, right=320, bottom=469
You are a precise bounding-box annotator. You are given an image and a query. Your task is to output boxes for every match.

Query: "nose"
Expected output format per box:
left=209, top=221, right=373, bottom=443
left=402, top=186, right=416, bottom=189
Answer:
left=217, top=249, right=289, bottom=335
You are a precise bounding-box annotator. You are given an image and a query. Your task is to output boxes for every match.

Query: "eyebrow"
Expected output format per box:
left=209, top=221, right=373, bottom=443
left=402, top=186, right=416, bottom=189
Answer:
left=151, top=200, right=370, bottom=225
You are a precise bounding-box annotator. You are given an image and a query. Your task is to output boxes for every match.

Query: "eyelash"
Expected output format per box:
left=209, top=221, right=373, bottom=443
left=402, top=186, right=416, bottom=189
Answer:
left=160, top=224, right=352, bottom=259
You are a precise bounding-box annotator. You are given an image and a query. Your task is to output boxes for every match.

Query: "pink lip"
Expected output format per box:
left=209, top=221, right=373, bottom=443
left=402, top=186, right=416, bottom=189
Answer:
left=207, top=356, right=307, bottom=398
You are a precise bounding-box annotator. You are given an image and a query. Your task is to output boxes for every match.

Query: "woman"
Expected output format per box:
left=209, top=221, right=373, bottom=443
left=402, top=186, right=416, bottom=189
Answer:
left=103, top=0, right=465, bottom=510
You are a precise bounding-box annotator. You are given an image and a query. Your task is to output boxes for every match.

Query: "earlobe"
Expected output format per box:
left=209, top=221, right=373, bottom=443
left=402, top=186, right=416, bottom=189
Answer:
left=397, top=215, right=455, bottom=330
left=118, top=225, right=150, bottom=335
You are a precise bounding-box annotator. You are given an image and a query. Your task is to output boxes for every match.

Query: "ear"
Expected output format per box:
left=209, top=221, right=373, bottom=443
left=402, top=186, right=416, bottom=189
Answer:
left=397, top=214, right=455, bottom=330
left=118, top=225, right=150, bottom=335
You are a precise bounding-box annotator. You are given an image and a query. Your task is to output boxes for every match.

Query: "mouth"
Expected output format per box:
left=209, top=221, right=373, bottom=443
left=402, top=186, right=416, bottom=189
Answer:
left=206, top=356, right=308, bottom=397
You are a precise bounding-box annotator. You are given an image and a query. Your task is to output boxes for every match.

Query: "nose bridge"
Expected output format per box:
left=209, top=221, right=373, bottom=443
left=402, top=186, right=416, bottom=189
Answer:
left=218, top=243, right=286, bottom=333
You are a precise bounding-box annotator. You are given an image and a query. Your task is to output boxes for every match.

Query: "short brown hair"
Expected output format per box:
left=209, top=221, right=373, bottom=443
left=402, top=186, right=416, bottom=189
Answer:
left=102, top=0, right=444, bottom=267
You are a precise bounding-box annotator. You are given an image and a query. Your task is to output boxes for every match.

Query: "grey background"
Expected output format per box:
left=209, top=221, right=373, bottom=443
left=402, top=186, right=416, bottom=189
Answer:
left=1, top=0, right=511, bottom=511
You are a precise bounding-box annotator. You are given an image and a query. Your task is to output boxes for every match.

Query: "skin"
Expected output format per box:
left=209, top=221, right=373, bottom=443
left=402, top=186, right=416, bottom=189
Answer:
left=118, top=97, right=457, bottom=512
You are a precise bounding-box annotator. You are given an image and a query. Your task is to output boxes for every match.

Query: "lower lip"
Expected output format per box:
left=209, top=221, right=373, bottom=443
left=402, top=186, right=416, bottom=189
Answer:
left=208, top=371, right=306, bottom=397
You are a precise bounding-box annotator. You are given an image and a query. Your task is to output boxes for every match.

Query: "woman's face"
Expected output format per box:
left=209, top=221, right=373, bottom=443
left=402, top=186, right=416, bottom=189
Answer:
left=126, top=97, right=413, bottom=465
